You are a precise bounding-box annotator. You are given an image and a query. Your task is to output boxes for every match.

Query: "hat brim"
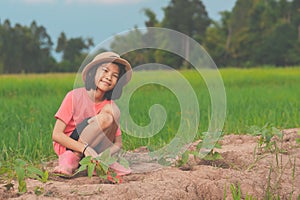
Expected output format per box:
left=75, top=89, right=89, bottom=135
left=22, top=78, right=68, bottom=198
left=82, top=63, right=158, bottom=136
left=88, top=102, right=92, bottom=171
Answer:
left=82, top=57, right=132, bottom=84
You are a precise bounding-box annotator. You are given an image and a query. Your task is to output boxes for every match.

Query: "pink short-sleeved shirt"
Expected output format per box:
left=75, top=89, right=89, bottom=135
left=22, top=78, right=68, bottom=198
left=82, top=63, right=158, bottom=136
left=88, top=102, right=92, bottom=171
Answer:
left=53, top=87, right=121, bottom=155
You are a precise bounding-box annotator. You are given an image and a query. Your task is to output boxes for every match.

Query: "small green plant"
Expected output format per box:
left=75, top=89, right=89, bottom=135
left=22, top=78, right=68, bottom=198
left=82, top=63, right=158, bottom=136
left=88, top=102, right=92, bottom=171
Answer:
left=34, top=186, right=44, bottom=196
left=15, top=159, right=27, bottom=194
left=248, top=123, right=282, bottom=153
left=197, top=131, right=223, bottom=161
left=289, top=157, right=296, bottom=200
left=0, top=158, right=48, bottom=194
left=197, top=141, right=223, bottom=161
left=175, top=132, right=223, bottom=168
left=75, top=148, right=129, bottom=183
left=296, top=131, right=300, bottom=145
left=230, top=183, right=242, bottom=200
left=228, top=183, right=257, bottom=200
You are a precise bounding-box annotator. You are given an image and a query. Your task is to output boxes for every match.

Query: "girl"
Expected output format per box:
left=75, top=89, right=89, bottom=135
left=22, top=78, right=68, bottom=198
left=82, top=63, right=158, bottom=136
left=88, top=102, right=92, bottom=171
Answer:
left=52, top=52, right=132, bottom=176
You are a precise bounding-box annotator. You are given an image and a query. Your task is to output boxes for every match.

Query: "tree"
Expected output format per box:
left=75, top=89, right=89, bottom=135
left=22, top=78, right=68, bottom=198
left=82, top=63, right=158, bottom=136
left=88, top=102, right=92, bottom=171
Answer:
left=0, top=19, right=55, bottom=73
left=55, top=33, right=94, bottom=71
left=203, top=11, right=232, bottom=67
left=143, top=8, right=159, bottom=27
left=291, top=0, right=300, bottom=40
left=161, top=0, right=211, bottom=68
left=162, top=0, right=210, bottom=39
left=263, top=22, right=300, bottom=65
left=56, top=32, right=67, bottom=53
left=27, top=21, right=54, bottom=72
left=221, top=0, right=300, bottom=66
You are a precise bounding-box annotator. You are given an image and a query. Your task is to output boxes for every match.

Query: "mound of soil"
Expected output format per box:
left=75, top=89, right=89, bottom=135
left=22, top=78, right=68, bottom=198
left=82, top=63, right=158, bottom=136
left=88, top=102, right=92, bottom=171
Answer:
left=1, top=128, right=299, bottom=199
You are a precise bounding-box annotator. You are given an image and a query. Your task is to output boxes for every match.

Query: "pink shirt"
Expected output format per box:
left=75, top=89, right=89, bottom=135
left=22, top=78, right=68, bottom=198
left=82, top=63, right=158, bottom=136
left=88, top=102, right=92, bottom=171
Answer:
left=53, top=87, right=121, bottom=155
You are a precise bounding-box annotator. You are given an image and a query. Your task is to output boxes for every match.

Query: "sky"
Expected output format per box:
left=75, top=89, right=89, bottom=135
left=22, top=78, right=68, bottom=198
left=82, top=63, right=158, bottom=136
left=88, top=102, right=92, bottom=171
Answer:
left=0, top=0, right=236, bottom=49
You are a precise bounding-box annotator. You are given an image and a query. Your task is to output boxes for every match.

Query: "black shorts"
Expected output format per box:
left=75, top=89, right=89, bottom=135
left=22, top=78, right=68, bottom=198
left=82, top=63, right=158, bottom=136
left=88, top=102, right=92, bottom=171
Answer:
left=69, top=118, right=90, bottom=141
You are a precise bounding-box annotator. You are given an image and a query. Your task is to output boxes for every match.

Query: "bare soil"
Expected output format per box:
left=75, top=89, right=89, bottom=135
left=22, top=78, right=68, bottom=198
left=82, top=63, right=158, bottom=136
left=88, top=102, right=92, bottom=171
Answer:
left=1, top=128, right=300, bottom=200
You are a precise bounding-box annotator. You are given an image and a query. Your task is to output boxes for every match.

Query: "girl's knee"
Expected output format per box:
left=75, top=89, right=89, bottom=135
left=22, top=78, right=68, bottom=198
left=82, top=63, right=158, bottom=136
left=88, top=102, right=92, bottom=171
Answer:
left=96, top=113, right=114, bottom=130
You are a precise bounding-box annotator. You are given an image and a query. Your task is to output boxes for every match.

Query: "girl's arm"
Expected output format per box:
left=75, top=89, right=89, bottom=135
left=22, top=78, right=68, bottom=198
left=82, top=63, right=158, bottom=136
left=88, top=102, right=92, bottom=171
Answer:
left=52, top=119, right=98, bottom=157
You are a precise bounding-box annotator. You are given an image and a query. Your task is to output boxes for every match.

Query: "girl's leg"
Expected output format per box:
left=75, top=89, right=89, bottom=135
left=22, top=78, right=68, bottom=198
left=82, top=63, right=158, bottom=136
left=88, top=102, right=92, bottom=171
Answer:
left=77, top=113, right=131, bottom=176
left=79, top=112, right=118, bottom=154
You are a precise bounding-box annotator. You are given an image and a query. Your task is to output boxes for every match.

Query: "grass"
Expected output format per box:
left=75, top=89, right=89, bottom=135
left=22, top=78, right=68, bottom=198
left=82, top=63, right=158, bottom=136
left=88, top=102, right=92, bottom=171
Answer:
left=222, top=68, right=300, bottom=133
left=0, top=68, right=299, bottom=165
left=0, top=73, right=75, bottom=164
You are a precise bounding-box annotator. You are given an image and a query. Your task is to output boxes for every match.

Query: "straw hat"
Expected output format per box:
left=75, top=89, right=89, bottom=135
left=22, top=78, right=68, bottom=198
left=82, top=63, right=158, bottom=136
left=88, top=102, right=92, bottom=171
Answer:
left=82, top=52, right=132, bottom=84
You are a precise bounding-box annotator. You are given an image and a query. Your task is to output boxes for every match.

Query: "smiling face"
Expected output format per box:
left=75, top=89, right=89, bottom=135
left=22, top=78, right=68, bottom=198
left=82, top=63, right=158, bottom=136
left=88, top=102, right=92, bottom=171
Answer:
left=94, top=62, right=120, bottom=92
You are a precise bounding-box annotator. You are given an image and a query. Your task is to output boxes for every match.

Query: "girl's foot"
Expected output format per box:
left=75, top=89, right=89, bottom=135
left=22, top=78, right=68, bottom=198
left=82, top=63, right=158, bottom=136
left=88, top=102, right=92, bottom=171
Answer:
left=53, top=150, right=81, bottom=176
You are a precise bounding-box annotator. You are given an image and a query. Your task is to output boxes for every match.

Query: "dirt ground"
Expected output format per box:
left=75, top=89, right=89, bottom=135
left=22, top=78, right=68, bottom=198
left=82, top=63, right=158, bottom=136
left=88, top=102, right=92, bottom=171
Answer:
left=1, top=128, right=300, bottom=200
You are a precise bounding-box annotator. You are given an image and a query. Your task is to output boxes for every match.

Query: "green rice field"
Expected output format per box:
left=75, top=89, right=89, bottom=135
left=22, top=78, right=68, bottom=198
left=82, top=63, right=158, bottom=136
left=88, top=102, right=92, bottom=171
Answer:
left=0, top=67, right=299, bottom=164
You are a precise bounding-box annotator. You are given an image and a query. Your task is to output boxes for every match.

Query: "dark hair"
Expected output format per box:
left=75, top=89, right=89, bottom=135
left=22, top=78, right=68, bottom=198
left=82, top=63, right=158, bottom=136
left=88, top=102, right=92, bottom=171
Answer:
left=84, top=62, right=127, bottom=100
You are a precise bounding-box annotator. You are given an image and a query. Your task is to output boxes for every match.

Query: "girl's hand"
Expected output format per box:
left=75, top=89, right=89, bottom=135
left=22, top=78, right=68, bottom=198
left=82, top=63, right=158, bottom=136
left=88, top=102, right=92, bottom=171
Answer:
left=83, top=146, right=98, bottom=158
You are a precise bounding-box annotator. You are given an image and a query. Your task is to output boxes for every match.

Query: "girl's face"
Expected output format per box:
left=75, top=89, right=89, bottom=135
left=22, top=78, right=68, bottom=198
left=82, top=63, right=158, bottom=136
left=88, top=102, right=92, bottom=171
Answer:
left=94, top=62, right=120, bottom=92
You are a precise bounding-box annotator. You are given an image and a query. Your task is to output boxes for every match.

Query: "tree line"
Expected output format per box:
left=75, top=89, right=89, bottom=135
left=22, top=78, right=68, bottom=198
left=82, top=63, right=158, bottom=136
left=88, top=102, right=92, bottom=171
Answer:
left=0, top=0, right=299, bottom=73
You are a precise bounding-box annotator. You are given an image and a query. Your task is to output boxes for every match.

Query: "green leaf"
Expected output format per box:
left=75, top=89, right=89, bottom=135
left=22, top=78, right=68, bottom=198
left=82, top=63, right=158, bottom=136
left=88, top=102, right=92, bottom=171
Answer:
left=79, top=156, right=92, bottom=165
left=118, top=157, right=130, bottom=169
left=106, top=157, right=117, bottom=166
left=15, top=166, right=25, bottom=183
left=34, top=186, right=44, bottom=196
left=15, top=159, right=26, bottom=167
left=87, top=162, right=96, bottom=178
left=212, top=152, right=223, bottom=160
left=27, top=166, right=46, bottom=182
left=41, top=171, right=49, bottom=183
left=98, top=174, right=107, bottom=180
left=18, top=180, right=27, bottom=194
left=203, top=152, right=222, bottom=161
left=109, top=171, right=120, bottom=183
left=95, top=164, right=105, bottom=176
left=99, top=148, right=110, bottom=161
left=181, top=151, right=189, bottom=165
left=76, top=164, right=88, bottom=173
left=214, top=143, right=222, bottom=149
left=196, top=141, right=203, bottom=151
left=99, top=162, right=109, bottom=174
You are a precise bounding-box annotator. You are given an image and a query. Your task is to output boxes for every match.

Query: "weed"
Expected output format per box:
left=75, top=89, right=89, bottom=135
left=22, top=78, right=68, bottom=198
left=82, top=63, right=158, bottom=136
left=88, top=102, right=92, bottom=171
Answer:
left=0, top=158, right=48, bottom=194
left=248, top=123, right=282, bottom=153
left=296, top=131, right=300, bottom=145
left=226, top=183, right=257, bottom=200
left=197, top=131, right=223, bottom=161
left=34, top=186, right=44, bottom=196
left=290, top=157, right=296, bottom=200
left=230, top=183, right=242, bottom=200
left=175, top=132, right=223, bottom=168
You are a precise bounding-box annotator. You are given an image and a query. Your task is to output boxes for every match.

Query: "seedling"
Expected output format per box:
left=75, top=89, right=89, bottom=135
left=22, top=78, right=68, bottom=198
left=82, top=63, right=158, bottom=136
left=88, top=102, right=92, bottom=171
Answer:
left=75, top=148, right=130, bottom=183
left=227, top=183, right=257, bottom=200
left=175, top=131, right=223, bottom=168
left=0, top=158, right=48, bottom=194
left=248, top=124, right=282, bottom=153
left=230, top=183, right=242, bottom=200
left=197, top=131, right=223, bottom=161
left=197, top=141, right=223, bottom=161
left=296, top=131, right=300, bottom=145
